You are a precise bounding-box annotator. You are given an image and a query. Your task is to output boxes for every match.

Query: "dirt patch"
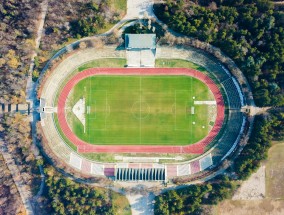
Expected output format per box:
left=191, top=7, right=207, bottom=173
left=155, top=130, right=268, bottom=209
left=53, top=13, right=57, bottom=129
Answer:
left=233, top=165, right=265, bottom=200
left=216, top=199, right=284, bottom=215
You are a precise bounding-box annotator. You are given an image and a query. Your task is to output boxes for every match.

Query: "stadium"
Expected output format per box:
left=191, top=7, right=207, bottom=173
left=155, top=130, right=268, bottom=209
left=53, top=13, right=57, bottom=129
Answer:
left=38, top=34, right=247, bottom=182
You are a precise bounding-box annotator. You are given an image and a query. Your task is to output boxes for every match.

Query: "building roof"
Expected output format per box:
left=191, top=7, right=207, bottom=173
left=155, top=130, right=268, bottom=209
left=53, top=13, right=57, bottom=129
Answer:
left=125, top=34, right=156, bottom=49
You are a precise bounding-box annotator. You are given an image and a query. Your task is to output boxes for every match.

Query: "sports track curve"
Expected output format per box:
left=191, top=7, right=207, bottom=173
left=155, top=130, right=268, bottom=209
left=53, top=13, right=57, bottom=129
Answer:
left=57, top=68, right=224, bottom=154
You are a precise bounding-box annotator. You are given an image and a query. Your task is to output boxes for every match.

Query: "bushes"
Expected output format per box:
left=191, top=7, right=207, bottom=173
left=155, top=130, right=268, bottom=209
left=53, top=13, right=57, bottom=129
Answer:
left=154, top=175, right=236, bottom=215
left=42, top=166, right=130, bottom=215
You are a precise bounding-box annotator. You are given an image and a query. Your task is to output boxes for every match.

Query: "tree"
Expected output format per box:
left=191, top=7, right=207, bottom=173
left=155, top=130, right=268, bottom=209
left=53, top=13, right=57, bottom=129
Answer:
left=0, top=58, right=6, bottom=67
left=32, top=70, right=39, bottom=81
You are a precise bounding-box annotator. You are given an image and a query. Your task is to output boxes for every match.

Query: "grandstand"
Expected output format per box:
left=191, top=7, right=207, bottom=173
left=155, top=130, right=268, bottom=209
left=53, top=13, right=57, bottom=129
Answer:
left=125, top=34, right=156, bottom=67
left=177, top=164, right=190, bottom=176
left=222, top=78, right=243, bottom=109
left=115, top=167, right=165, bottom=181
left=211, top=111, right=245, bottom=164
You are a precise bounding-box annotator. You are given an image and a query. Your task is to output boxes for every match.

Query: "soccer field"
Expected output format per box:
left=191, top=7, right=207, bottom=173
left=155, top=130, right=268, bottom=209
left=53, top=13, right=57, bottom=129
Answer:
left=66, top=75, right=215, bottom=145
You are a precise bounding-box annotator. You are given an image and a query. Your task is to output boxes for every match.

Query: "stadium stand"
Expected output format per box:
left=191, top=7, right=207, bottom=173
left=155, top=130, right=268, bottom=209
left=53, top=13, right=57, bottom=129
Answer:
left=70, top=152, right=82, bottom=170
left=126, top=50, right=140, bottom=67
left=81, top=159, right=92, bottom=173
left=91, top=163, right=104, bottom=175
left=104, top=164, right=115, bottom=177
left=199, top=153, right=213, bottom=171
left=177, top=164, right=190, bottom=176
left=222, top=78, right=243, bottom=109
left=211, top=111, right=245, bottom=164
left=232, top=77, right=245, bottom=106
left=115, top=168, right=165, bottom=181
left=190, top=160, right=201, bottom=174
left=166, top=165, right=178, bottom=178
left=52, top=142, right=71, bottom=160
left=221, top=117, right=246, bottom=161
left=141, top=50, right=155, bottom=67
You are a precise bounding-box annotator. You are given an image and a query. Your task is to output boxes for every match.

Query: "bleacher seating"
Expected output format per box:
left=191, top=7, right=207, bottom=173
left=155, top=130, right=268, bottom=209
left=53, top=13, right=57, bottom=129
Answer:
left=190, top=160, right=200, bottom=174
left=222, top=78, right=242, bottom=109
left=204, top=61, right=230, bottom=82
left=69, top=152, right=82, bottom=170
left=212, top=111, right=245, bottom=164
left=177, top=164, right=190, bottom=176
left=167, top=165, right=177, bottom=178
left=199, top=153, right=213, bottom=171
left=91, top=163, right=104, bottom=175
left=115, top=168, right=165, bottom=181
left=81, top=160, right=92, bottom=173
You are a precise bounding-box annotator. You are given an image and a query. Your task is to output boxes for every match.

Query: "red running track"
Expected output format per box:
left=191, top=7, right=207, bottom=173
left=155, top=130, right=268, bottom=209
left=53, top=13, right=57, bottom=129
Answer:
left=57, top=68, right=225, bottom=154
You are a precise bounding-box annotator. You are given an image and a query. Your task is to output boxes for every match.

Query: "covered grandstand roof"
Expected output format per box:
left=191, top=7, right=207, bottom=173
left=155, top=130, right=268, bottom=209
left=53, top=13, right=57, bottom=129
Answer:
left=125, top=34, right=156, bottom=49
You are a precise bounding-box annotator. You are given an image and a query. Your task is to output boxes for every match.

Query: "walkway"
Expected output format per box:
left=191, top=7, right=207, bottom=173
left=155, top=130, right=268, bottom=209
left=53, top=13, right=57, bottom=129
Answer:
left=26, top=0, right=49, bottom=108
left=126, top=193, right=155, bottom=215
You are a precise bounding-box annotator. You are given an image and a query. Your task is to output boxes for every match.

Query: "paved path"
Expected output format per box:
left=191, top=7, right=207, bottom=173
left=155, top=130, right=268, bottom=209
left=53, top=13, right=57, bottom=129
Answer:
left=126, top=193, right=155, bottom=215
left=26, top=0, right=49, bottom=108
left=34, top=165, right=45, bottom=199
left=0, top=141, right=34, bottom=215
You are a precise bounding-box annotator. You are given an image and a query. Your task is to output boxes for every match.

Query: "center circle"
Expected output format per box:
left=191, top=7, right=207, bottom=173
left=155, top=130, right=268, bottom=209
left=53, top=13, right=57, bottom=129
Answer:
left=131, top=101, right=150, bottom=119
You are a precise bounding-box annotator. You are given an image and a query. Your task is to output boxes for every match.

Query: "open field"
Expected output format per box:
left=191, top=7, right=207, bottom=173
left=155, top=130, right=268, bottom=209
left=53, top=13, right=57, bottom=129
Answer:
left=216, top=199, right=284, bottom=215
left=266, top=141, right=284, bottom=199
left=67, top=75, right=214, bottom=145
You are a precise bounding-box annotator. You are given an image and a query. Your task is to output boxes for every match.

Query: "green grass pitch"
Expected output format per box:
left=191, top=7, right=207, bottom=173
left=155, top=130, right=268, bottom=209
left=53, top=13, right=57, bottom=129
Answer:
left=66, top=75, right=215, bottom=145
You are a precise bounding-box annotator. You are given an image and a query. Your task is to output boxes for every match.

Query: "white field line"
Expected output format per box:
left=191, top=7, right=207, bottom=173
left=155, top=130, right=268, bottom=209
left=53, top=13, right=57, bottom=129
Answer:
left=191, top=107, right=195, bottom=114
left=194, top=101, right=216, bottom=105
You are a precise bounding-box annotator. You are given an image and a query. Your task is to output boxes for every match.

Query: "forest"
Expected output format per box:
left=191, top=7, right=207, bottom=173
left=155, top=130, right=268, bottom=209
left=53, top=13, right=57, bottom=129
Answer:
left=0, top=0, right=42, bottom=103
left=0, top=155, right=25, bottom=214
left=154, top=0, right=284, bottom=106
left=40, top=166, right=130, bottom=215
